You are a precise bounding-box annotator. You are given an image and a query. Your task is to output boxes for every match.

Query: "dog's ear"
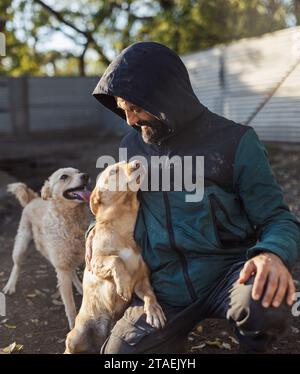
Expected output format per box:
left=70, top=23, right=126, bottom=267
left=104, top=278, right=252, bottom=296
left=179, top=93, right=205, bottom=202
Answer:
left=41, top=180, right=52, bottom=200
left=89, top=188, right=101, bottom=216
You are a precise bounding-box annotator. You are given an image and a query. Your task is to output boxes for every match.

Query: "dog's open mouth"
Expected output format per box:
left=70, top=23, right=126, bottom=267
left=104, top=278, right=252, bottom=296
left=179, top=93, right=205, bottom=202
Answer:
left=63, top=186, right=91, bottom=202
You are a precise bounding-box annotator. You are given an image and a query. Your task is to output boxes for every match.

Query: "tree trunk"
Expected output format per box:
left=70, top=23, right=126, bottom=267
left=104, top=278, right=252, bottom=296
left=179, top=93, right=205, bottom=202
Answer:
left=78, top=43, right=89, bottom=76
left=79, top=55, right=85, bottom=76
left=0, top=16, right=6, bottom=32
left=295, top=0, right=300, bottom=25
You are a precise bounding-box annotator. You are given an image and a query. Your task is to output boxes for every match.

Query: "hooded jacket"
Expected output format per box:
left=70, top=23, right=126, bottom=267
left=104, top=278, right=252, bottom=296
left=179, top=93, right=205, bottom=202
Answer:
left=92, top=42, right=300, bottom=307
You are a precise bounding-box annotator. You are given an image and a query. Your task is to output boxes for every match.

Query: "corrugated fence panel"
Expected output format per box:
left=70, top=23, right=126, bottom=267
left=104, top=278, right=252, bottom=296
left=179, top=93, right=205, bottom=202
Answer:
left=251, top=62, right=300, bottom=142
left=28, top=77, right=125, bottom=133
left=182, top=47, right=221, bottom=113
left=223, top=94, right=265, bottom=124
left=0, top=78, right=11, bottom=133
left=183, top=26, right=300, bottom=142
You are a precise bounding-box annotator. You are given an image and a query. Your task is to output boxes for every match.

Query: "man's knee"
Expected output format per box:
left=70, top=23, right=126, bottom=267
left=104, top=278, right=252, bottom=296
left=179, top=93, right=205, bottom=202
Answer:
left=227, top=279, right=291, bottom=348
left=241, top=297, right=290, bottom=336
left=101, top=316, right=154, bottom=354
left=101, top=301, right=189, bottom=354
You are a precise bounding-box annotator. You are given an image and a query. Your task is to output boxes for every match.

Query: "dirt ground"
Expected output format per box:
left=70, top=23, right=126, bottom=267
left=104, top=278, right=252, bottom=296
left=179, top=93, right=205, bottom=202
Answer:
left=0, top=132, right=299, bottom=354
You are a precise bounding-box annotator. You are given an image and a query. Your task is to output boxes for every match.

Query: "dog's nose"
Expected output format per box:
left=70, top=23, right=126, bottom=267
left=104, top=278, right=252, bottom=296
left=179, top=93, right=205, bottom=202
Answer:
left=80, top=173, right=89, bottom=182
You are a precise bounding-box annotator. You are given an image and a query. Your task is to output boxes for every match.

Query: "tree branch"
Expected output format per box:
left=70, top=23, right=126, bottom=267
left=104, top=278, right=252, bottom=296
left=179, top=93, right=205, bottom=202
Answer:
left=33, top=0, right=111, bottom=66
left=79, top=41, right=89, bottom=76
left=34, top=0, right=87, bottom=36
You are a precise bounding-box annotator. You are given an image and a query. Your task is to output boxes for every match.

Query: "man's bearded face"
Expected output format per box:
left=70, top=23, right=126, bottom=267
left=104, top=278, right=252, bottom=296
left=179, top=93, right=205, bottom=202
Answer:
left=115, top=97, right=168, bottom=144
left=136, top=118, right=168, bottom=144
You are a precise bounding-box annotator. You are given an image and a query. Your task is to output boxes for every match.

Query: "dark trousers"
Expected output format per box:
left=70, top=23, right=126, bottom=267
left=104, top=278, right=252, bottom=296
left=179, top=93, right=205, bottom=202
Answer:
left=101, top=261, right=291, bottom=354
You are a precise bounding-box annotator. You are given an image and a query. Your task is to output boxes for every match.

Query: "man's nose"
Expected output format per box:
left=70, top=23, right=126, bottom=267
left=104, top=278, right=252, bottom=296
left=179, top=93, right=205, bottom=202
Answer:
left=125, top=111, right=139, bottom=126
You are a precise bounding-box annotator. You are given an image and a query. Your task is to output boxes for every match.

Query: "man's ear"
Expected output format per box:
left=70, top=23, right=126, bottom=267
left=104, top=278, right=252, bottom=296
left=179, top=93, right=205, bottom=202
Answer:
left=41, top=180, right=52, bottom=200
left=90, top=188, right=101, bottom=216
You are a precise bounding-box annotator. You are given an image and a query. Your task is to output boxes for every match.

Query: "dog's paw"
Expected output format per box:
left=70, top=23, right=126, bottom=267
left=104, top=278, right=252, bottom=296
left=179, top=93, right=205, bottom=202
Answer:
left=116, top=283, right=132, bottom=302
left=145, top=302, right=167, bottom=329
left=2, top=283, right=16, bottom=295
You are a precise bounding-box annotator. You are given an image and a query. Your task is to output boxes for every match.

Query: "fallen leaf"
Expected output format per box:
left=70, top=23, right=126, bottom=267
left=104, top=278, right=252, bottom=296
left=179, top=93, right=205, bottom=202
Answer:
left=52, top=299, right=63, bottom=306
left=36, top=270, right=47, bottom=274
left=191, top=343, right=206, bottom=350
left=222, top=342, right=232, bottom=350
left=291, top=326, right=300, bottom=334
left=49, top=306, right=60, bottom=311
left=229, top=336, right=239, bottom=345
left=0, top=318, right=8, bottom=325
left=41, top=288, right=51, bottom=293
left=34, top=289, right=46, bottom=297
left=1, top=342, right=23, bottom=354
left=206, top=339, right=223, bottom=349
left=4, top=324, right=16, bottom=329
left=202, top=338, right=232, bottom=350
left=26, top=293, right=37, bottom=298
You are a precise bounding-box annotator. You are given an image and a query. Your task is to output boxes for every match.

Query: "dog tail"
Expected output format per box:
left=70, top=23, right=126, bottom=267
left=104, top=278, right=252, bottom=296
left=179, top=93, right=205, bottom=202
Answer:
left=7, top=183, right=39, bottom=207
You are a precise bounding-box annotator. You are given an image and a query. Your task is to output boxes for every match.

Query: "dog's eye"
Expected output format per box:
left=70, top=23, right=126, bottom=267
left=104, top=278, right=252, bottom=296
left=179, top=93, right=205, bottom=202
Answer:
left=60, top=174, right=69, bottom=181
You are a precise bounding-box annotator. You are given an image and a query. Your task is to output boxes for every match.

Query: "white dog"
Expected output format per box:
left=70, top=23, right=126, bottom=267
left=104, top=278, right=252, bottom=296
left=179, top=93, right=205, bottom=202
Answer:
left=3, top=168, right=91, bottom=329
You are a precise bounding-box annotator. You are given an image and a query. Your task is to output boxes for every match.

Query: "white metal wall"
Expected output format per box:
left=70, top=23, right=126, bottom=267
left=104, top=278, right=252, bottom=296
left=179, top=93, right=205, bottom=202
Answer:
left=182, top=26, right=300, bottom=142
left=0, top=78, right=11, bottom=133
left=0, top=76, right=125, bottom=136
left=28, top=77, right=120, bottom=132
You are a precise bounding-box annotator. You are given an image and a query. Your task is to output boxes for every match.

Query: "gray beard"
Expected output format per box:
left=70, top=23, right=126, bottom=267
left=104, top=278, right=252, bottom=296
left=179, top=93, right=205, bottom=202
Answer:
left=137, top=119, right=169, bottom=144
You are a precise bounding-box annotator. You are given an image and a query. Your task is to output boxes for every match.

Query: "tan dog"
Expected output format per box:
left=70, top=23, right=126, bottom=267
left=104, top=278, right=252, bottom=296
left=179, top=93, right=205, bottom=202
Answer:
left=65, top=160, right=166, bottom=354
left=3, top=168, right=91, bottom=329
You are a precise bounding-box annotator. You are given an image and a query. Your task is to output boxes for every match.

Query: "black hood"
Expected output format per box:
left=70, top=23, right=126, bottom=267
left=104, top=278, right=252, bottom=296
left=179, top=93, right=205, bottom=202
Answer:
left=92, top=42, right=206, bottom=134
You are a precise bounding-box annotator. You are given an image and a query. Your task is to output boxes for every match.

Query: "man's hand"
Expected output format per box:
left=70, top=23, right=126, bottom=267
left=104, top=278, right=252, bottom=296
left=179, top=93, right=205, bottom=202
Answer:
left=238, top=252, right=295, bottom=308
left=85, top=228, right=95, bottom=272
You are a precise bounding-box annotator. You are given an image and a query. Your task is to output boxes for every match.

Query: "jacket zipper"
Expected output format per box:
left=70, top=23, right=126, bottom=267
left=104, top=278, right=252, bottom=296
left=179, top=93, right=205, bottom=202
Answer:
left=157, top=141, right=197, bottom=301
left=163, top=191, right=197, bottom=302
left=208, top=197, right=223, bottom=248
left=209, top=193, right=244, bottom=235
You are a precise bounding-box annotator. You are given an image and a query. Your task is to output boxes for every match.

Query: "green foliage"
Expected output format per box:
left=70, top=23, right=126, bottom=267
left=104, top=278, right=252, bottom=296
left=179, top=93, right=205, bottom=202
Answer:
left=138, top=0, right=291, bottom=55
left=0, top=0, right=297, bottom=76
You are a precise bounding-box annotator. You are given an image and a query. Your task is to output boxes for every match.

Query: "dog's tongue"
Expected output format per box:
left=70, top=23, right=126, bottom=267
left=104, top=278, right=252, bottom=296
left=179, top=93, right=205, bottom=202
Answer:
left=73, top=189, right=91, bottom=202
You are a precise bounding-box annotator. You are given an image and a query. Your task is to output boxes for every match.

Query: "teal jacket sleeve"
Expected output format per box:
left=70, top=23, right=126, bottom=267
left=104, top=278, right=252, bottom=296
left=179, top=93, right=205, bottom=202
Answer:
left=233, top=128, right=300, bottom=270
